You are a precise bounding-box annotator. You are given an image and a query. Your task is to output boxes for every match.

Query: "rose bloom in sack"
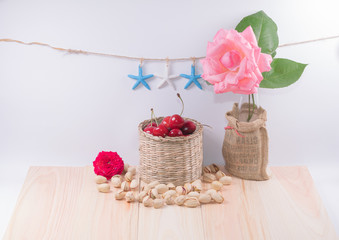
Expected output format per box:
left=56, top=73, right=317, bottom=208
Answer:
left=200, top=26, right=272, bottom=94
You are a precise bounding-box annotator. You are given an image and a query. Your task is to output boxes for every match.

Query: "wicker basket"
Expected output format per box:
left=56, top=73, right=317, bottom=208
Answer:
left=138, top=117, right=203, bottom=186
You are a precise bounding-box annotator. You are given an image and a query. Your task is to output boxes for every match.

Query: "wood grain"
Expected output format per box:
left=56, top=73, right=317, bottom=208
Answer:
left=3, top=166, right=337, bottom=240
left=201, top=166, right=338, bottom=240
left=137, top=182, right=205, bottom=240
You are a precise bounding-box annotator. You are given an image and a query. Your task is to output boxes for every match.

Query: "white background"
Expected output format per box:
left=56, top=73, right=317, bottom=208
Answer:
left=0, top=0, right=338, bottom=237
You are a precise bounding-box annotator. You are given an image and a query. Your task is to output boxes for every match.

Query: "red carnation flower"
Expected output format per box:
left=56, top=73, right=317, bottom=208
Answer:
left=93, top=151, right=124, bottom=180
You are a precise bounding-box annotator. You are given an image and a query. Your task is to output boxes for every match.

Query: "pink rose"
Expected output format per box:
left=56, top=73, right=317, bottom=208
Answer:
left=201, top=26, right=272, bottom=94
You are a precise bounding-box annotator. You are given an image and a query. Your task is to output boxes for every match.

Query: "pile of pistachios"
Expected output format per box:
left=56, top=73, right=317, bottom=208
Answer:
left=95, top=163, right=232, bottom=209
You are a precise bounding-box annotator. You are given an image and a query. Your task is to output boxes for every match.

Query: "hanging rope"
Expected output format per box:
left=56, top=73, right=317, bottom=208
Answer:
left=0, top=35, right=338, bottom=61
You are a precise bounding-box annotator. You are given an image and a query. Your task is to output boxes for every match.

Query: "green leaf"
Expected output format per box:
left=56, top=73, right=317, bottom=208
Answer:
left=259, top=58, right=307, bottom=88
left=205, top=81, right=213, bottom=86
left=235, top=10, right=279, bottom=57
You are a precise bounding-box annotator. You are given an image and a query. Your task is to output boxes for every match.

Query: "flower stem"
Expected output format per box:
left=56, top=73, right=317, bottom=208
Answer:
left=247, top=95, right=251, bottom=122
left=247, top=94, right=256, bottom=122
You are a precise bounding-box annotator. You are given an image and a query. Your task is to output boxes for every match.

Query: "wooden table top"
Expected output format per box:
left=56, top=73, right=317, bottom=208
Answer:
left=3, top=165, right=338, bottom=240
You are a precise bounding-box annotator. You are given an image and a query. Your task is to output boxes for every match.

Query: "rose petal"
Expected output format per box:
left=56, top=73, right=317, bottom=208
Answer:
left=240, top=26, right=258, bottom=47
left=257, top=53, right=273, bottom=73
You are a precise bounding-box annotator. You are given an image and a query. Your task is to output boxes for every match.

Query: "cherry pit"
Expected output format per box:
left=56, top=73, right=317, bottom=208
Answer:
left=144, top=93, right=196, bottom=137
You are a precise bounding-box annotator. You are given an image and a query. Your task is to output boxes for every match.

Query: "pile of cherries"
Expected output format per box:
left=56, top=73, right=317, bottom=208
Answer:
left=143, top=94, right=196, bottom=137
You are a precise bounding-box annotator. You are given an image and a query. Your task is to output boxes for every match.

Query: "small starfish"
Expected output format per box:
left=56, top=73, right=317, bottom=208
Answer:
left=128, top=65, right=154, bottom=90
left=155, top=62, right=178, bottom=89
left=180, top=64, right=202, bottom=90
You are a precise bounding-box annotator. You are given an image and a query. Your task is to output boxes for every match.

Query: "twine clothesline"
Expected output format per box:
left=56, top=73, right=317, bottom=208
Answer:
left=0, top=35, right=338, bottom=62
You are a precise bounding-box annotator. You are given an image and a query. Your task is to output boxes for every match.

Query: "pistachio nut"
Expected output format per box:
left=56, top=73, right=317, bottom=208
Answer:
left=211, top=181, right=223, bottom=191
left=219, top=176, right=232, bottom=185
left=95, top=175, right=107, bottom=184
left=174, top=195, right=186, bottom=206
left=97, top=183, right=110, bottom=193
left=184, top=197, right=200, bottom=208
left=198, top=193, right=212, bottom=204
left=115, top=190, right=126, bottom=200
left=203, top=173, right=216, bottom=183
left=121, top=181, right=130, bottom=191
left=210, top=164, right=220, bottom=173
left=143, top=196, right=154, bottom=207
left=111, top=177, right=122, bottom=188
left=127, top=166, right=137, bottom=175
left=211, top=192, right=224, bottom=204
left=125, top=191, right=135, bottom=203
left=130, top=179, right=139, bottom=189
left=153, top=199, right=165, bottom=209
left=155, top=184, right=168, bottom=194
left=167, top=182, right=176, bottom=190
left=215, top=170, right=226, bottom=180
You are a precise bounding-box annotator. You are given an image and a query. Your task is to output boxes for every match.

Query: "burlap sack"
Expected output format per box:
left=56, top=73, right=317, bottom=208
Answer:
left=222, top=103, right=269, bottom=181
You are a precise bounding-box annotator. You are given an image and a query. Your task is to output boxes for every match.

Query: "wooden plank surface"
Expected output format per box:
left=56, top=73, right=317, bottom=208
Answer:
left=3, top=166, right=338, bottom=240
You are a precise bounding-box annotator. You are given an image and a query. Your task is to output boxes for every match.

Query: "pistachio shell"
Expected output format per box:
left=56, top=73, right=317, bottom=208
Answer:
left=149, top=188, right=159, bottom=199
left=198, top=193, right=212, bottom=204
left=167, top=182, right=176, bottom=190
left=153, top=199, right=165, bottom=209
left=130, top=179, right=139, bottom=189
left=137, top=191, right=147, bottom=203
left=176, top=186, right=186, bottom=195
left=174, top=195, right=186, bottom=206
left=210, top=164, right=220, bottom=173
left=95, top=175, right=107, bottom=184
left=191, top=180, right=202, bottom=192
left=165, top=195, right=176, bottom=205
left=111, top=177, right=122, bottom=188
left=206, top=189, right=217, bottom=196
left=97, top=183, right=110, bottom=193
left=143, top=196, right=153, bottom=207
left=148, top=180, right=160, bottom=189
left=127, top=166, right=137, bottom=175
left=124, top=172, right=133, bottom=182
left=184, top=183, right=192, bottom=193
left=203, top=166, right=212, bottom=174
left=219, top=176, right=232, bottom=185
left=123, top=163, right=129, bottom=174
left=192, top=179, right=202, bottom=185
left=115, top=190, right=126, bottom=200
left=121, top=181, right=130, bottom=191
left=142, top=184, right=152, bottom=192
left=215, top=170, right=226, bottom=180
left=155, top=184, right=169, bottom=194
left=211, top=181, right=223, bottom=191
left=125, top=191, right=135, bottom=203
left=203, top=173, right=217, bottom=183
left=184, top=197, right=200, bottom=208
left=211, top=192, right=224, bottom=204
left=163, top=190, right=177, bottom=198
left=187, top=192, right=200, bottom=198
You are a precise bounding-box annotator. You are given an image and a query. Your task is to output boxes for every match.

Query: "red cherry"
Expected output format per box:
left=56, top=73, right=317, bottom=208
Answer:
left=153, top=124, right=169, bottom=137
left=168, top=129, right=183, bottom=137
left=181, top=120, right=196, bottom=135
left=169, top=114, right=185, bottom=129
left=161, top=116, right=171, bottom=129
left=144, top=126, right=155, bottom=135
left=147, top=122, right=157, bottom=128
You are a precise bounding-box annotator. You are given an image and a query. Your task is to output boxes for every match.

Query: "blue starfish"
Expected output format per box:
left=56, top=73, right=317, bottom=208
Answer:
left=180, top=64, right=202, bottom=90
left=128, top=65, right=154, bottom=90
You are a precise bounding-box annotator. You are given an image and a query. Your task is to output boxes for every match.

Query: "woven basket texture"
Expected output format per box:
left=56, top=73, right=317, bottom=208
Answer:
left=138, top=117, right=203, bottom=186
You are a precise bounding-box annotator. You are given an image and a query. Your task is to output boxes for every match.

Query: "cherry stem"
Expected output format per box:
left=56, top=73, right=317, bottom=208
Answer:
left=177, top=93, right=184, bottom=116
left=151, top=108, right=159, bottom=126
left=150, top=108, right=154, bottom=126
